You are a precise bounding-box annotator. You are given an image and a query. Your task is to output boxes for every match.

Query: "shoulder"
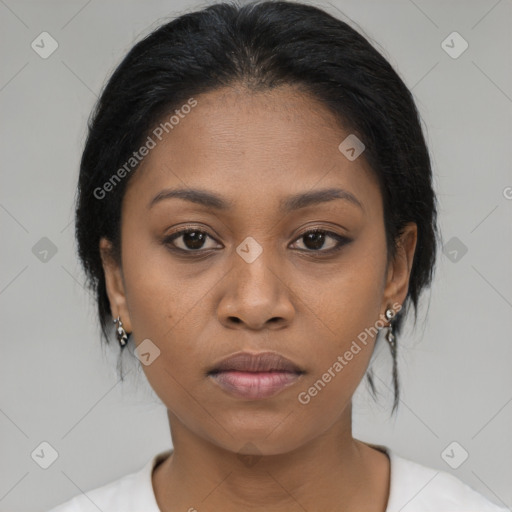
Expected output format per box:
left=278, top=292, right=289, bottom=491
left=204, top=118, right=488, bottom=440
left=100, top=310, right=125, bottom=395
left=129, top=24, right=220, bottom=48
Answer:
left=386, top=450, right=510, bottom=512
left=46, top=469, right=143, bottom=512
left=46, top=450, right=171, bottom=512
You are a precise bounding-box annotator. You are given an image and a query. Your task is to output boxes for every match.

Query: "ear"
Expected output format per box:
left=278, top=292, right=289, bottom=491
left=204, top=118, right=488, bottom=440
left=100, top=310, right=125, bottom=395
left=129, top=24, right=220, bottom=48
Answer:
left=99, top=237, right=132, bottom=333
left=381, top=222, right=418, bottom=314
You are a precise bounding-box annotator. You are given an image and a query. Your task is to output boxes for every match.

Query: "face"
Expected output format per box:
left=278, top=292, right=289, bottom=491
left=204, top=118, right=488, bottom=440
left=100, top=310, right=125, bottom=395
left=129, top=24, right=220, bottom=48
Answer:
left=100, top=85, right=416, bottom=456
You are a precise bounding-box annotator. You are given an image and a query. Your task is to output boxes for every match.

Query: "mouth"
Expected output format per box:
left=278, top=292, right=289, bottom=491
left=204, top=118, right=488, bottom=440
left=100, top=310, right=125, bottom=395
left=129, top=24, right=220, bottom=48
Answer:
left=207, top=351, right=305, bottom=400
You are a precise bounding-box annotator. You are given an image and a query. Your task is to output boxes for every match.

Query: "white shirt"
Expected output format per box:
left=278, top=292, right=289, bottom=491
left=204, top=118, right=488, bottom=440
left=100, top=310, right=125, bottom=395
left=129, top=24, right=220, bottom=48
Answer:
left=47, top=445, right=510, bottom=511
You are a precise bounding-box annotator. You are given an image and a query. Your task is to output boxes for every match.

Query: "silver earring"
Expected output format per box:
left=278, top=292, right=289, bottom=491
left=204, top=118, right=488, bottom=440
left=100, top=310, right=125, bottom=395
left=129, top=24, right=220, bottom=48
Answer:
left=385, top=306, right=399, bottom=412
left=113, top=316, right=128, bottom=347
left=384, top=307, right=396, bottom=349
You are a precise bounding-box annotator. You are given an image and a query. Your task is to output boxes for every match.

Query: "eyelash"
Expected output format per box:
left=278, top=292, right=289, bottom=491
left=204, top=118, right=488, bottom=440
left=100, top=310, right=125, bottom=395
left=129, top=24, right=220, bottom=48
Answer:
left=163, top=227, right=351, bottom=256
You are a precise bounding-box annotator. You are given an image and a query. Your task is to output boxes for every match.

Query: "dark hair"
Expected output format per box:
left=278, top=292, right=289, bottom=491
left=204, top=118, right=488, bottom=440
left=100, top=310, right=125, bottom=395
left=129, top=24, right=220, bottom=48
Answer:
left=75, top=0, right=440, bottom=414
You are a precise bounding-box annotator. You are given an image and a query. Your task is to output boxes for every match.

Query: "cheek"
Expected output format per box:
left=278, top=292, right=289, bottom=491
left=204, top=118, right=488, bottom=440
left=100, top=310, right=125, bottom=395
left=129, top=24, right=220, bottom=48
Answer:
left=293, top=288, right=382, bottom=422
left=294, top=247, right=386, bottom=403
left=120, top=225, right=202, bottom=337
left=301, top=249, right=386, bottom=349
left=119, top=232, right=216, bottom=397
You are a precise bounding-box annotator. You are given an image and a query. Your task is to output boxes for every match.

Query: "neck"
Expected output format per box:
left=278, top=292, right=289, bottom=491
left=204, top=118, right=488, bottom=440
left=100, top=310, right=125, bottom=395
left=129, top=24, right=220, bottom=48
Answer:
left=152, top=405, right=390, bottom=512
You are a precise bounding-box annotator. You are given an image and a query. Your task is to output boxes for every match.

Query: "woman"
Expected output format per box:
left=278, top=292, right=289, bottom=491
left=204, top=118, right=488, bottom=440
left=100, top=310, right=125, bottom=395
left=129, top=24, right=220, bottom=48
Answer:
left=48, top=1, right=508, bottom=510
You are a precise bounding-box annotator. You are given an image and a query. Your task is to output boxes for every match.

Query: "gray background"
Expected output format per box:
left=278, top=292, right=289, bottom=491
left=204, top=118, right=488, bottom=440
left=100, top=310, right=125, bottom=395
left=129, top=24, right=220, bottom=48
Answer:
left=1, top=0, right=511, bottom=510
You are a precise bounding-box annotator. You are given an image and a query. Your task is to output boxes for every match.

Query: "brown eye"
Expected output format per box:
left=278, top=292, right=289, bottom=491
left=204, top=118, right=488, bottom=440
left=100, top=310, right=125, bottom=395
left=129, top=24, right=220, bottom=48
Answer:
left=291, top=229, right=350, bottom=253
left=164, top=229, right=219, bottom=252
left=302, top=231, right=327, bottom=250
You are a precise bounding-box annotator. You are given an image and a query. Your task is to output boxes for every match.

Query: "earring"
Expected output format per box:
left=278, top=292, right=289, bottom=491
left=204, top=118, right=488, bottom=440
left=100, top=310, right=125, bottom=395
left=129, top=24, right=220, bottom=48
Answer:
left=113, top=316, right=128, bottom=347
left=385, top=306, right=399, bottom=412
left=384, top=307, right=396, bottom=350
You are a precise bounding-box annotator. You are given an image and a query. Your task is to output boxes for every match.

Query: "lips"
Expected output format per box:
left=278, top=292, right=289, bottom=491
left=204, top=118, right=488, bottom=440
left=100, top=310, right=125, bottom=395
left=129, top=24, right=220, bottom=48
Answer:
left=208, top=351, right=304, bottom=374
left=207, top=351, right=305, bottom=400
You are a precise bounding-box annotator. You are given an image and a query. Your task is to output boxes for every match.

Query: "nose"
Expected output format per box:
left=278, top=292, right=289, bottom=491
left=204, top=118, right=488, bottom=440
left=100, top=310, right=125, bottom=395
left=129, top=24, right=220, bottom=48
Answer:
left=217, top=249, right=295, bottom=331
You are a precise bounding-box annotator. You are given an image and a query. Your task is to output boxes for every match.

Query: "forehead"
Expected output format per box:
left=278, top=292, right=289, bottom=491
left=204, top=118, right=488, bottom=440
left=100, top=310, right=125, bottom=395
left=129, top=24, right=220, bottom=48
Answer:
left=123, top=85, right=380, bottom=215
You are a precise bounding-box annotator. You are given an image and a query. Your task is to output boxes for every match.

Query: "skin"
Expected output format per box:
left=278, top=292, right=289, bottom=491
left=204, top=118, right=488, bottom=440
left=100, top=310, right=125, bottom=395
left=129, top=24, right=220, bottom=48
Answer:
left=100, top=84, right=417, bottom=512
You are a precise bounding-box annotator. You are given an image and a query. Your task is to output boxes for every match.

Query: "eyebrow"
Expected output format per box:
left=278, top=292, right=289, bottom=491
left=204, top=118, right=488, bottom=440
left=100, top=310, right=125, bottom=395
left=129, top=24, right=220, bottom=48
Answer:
left=148, top=187, right=364, bottom=213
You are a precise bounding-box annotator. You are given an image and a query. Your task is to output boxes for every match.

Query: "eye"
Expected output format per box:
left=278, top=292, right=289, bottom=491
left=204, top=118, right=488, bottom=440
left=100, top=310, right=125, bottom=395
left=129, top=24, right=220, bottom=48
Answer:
left=290, top=229, right=350, bottom=253
left=163, top=228, right=220, bottom=252
left=163, top=227, right=350, bottom=255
